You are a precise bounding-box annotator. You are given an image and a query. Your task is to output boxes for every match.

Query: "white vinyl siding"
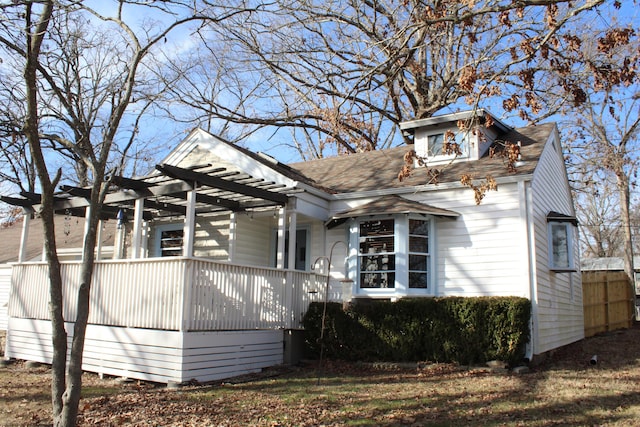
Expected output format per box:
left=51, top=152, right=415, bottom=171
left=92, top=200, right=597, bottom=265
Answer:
left=417, top=185, right=529, bottom=298
left=194, top=214, right=230, bottom=260
left=147, top=215, right=230, bottom=260
left=234, top=214, right=273, bottom=267
left=0, top=265, right=10, bottom=330
left=530, top=132, right=583, bottom=354
left=6, top=318, right=283, bottom=384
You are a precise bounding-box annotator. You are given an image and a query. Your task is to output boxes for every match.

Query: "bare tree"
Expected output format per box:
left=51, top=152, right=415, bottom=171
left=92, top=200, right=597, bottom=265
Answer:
left=0, top=72, right=36, bottom=193
left=574, top=173, right=626, bottom=258
left=166, top=0, right=629, bottom=160
left=567, top=89, right=640, bottom=281
left=518, top=2, right=640, bottom=289
left=0, top=1, right=254, bottom=425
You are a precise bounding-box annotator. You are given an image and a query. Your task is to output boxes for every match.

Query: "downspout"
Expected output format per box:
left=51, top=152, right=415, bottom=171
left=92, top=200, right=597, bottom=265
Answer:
left=521, top=180, right=537, bottom=362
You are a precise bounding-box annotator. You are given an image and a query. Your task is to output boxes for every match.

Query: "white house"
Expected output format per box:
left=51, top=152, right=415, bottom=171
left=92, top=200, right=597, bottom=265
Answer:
left=1, top=109, right=583, bottom=383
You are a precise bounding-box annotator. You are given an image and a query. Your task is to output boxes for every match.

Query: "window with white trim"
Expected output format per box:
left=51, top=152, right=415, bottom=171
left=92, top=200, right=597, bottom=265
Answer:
left=408, top=219, right=430, bottom=288
left=427, top=131, right=468, bottom=159
left=548, top=222, right=574, bottom=271
left=356, top=217, right=432, bottom=291
left=359, top=219, right=395, bottom=288
left=427, top=134, right=445, bottom=157
left=155, top=224, right=184, bottom=257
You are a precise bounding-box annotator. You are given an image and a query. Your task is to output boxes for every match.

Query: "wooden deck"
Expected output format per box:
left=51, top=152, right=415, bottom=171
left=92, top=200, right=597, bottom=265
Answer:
left=4, top=258, right=325, bottom=383
left=8, top=257, right=324, bottom=331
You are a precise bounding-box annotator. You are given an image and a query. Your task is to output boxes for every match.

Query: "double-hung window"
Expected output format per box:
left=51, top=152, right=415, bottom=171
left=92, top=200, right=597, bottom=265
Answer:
left=547, top=212, right=577, bottom=271
left=427, top=134, right=444, bottom=157
left=408, top=219, right=430, bottom=288
left=155, top=224, right=184, bottom=257
left=359, top=219, right=395, bottom=288
left=356, top=217, right=432, bottom=291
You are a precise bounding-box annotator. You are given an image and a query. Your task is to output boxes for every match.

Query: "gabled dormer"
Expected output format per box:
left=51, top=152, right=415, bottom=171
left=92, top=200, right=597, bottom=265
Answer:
left=399, top=110, right=511, bottom=166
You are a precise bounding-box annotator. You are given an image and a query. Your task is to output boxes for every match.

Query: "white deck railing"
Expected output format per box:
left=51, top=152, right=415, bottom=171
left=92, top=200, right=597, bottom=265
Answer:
left=8, top=258, right=325, bottom=331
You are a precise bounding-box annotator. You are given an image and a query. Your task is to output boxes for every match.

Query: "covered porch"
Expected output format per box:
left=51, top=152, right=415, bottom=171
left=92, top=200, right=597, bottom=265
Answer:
left=1, top=136, right=332, bottom=383
left=6, top=257, right=325, bottom=383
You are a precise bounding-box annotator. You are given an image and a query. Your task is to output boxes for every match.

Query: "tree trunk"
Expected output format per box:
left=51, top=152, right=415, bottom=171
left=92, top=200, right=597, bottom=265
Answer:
left=20, top=1, right=70, bottom=422
left=616, top=170, right=636, bottom=319
left=57, top=194, right=102, bottom=425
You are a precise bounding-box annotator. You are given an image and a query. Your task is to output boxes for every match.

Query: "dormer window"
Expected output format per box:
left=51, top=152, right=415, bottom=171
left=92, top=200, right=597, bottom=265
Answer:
left=428, top=134, right=445, bottom=157
left=427, top=131, right=468, bottom=159
left=400, top=109, right=511, bottom=164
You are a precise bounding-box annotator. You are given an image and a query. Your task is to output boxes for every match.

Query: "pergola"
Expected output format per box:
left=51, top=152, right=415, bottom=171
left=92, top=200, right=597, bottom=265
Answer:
left=1, top=162, right=301, bottom=266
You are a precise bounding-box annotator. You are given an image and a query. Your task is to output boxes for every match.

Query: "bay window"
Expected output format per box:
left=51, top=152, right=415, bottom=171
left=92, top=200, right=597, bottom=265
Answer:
left=355, top=216, right=432, bottom=292
left=408, top=219, right=429, bottom=288
left=359, top=219, right=395, bottom=288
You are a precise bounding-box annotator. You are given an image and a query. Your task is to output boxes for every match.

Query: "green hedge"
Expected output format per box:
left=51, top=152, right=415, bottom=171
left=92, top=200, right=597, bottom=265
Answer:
left=302, top=297, right=531, bottom=366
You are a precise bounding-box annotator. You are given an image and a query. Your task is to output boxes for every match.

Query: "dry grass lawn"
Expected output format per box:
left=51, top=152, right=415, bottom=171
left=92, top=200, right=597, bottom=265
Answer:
left=2, top=325, right=640, bottom=426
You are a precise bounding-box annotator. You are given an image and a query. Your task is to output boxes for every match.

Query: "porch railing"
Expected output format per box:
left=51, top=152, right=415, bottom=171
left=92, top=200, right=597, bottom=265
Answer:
left=8, top=258, right=325, bottom=331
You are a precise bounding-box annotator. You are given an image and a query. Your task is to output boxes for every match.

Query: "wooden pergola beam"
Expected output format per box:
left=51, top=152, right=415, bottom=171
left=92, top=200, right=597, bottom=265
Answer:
left=60, top=185, right=92, bottom=199
left=20, top=191, right=67, bottom=204
left=143, top=199, right=186, bottom=216
left=0, top=195, right=35, bottom=209
left=110, top=175, right=154, bottom=191
left=156, top=164, right=288, bottom=205
left=196, top=193, right=241, bottom=211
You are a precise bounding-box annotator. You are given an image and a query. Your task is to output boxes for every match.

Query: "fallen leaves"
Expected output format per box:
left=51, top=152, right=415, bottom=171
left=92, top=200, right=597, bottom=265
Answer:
left=4, top=326, right=640, bottom=425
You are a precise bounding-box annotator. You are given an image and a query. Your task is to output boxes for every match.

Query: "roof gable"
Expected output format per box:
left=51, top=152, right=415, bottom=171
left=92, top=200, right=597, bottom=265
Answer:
left=161, top=128, right=306, bottom=188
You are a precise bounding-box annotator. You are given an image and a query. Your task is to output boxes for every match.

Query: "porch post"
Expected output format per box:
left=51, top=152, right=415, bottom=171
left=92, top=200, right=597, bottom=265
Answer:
left=82, top=206, right=91, bottom=261
left=276, top=206, right=286, bottom=269
left=228, top=212, right=237, bottom=262
left=140, top=220, right=149, bottom=258
left=113, top=210, right=126, bottom=260
left=96, top=220, right=103, bottom=260
left=18, top=208, right=32, bottom=263
left=183, top=187, right=196, bottom=257
left=287, top=198, right=297, bottom=270
left=131, top=198, right=144, bottom=259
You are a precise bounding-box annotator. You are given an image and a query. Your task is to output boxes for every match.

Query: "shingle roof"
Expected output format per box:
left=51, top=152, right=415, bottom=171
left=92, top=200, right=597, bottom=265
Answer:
left=0, top=216, right=116, bottom=264
left=288, top=123, right=555, bottom=194
left=332, top=195, right=459, bottom=218
left=326, top=195, right=460, bottom=228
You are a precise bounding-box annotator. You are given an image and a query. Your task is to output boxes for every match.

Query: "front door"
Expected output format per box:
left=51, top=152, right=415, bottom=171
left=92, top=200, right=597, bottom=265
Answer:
left=273, top=228, right=309, bottom=270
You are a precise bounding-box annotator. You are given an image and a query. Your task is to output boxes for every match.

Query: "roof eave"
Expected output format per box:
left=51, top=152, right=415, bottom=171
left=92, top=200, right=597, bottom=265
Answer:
left=399, top=110, right=511, bottom=133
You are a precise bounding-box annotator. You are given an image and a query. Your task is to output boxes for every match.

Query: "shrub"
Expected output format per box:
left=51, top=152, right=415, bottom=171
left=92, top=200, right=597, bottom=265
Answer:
left=302, top=297, right=531, bottom=366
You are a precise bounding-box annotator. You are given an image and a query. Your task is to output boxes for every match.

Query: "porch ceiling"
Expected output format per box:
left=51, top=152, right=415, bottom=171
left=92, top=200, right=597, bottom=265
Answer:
left=1, top=163, right=294, bottom=220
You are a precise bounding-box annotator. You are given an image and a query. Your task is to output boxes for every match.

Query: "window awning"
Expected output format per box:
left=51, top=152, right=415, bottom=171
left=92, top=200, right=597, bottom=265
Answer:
left=546, top=211, right=578, bottom=226
left=326, top=195, right=459, bottom=229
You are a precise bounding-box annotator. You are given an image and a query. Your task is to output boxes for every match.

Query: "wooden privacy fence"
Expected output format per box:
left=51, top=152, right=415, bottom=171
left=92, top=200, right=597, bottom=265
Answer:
left=582, top=271, right=634, bottom=337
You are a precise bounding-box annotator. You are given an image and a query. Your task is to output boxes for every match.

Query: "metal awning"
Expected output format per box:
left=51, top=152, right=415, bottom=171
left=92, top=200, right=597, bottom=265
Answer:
left=326, top=195, right=459, bottom=229
left=546, top=211, right=578, bottom=226
left=0, top=163, right=294, bottom=220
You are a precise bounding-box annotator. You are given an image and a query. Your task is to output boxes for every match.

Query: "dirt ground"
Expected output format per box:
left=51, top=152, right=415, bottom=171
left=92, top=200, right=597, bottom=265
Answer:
left=2, top=326, right=640, bottom=426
